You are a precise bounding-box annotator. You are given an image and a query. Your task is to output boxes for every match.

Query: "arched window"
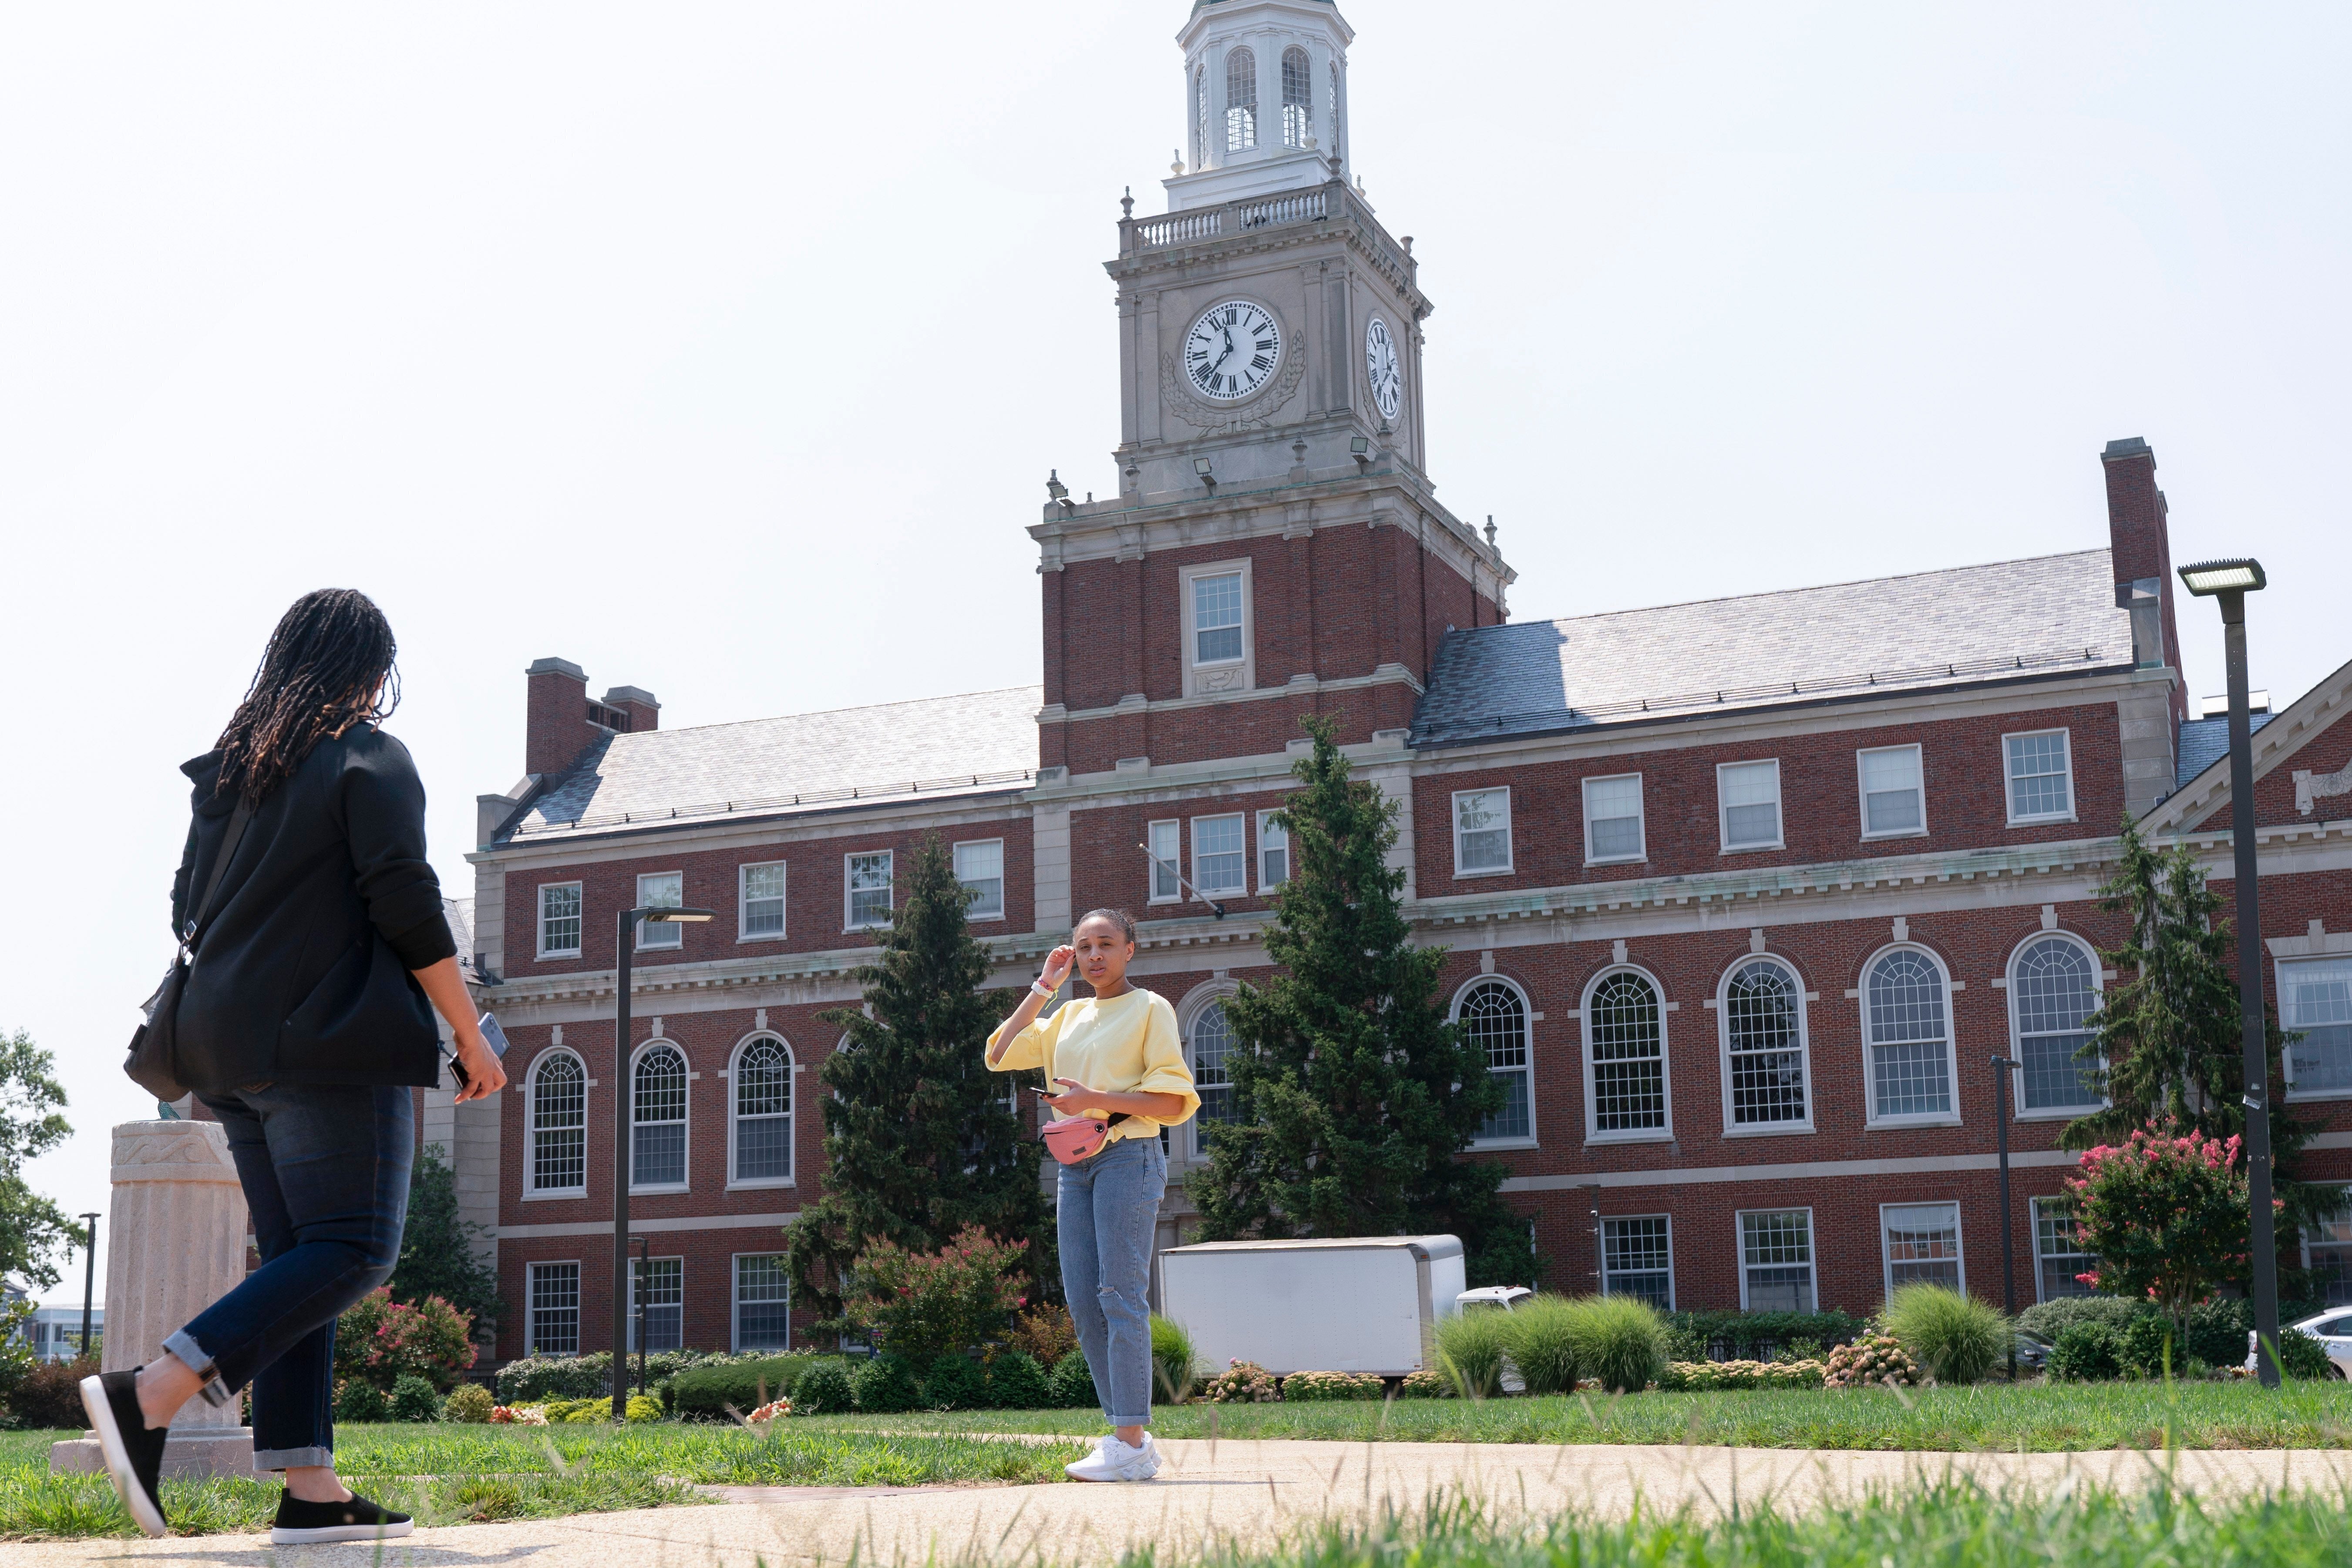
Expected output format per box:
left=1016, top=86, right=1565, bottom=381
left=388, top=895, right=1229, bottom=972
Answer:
left=1586, top=971, right=1667, bottom=1135
left=1864, top=949, right=1954, bottom=1121
left=631, top=1042, right=689, bottom=1189
left=1456, top=979, right=1533, bottom=1142
left=1189, top=999, right=1236, bottom=1154
left=1195, top=64, right=1209, bottom=168
left=529, top=1051, right=586, bottom=1194
left=2012, top=936, right=2103, bottom=1111
left=731, top=1035, right=793, bottom=1184
left=1722, top=959, right=1809, bottom=1127
left=1225, top=47, right=1257, bottom=151
left=1281, top=47, right=1312, bottom=147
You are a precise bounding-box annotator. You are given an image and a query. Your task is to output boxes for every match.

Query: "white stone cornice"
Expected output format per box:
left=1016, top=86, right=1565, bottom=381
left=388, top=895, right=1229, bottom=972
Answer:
left=1048, top=664, right=1422, bottom=729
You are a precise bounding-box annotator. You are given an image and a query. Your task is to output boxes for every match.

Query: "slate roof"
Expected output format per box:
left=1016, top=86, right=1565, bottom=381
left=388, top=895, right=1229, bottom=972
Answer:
left=1412, top=549, right=2134, bottom=745
left=504, top=686, right=1043, bottom=843
left=2174, top=712, right=2276, bottom=792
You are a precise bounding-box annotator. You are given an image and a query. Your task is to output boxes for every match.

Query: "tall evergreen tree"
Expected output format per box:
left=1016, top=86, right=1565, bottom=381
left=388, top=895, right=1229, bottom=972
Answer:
left=388, top=1143, right=502, bottom=1330
left=1190, top=716, right=1537, bottom=1287
left=785, top=833, right=1049, bottom=1330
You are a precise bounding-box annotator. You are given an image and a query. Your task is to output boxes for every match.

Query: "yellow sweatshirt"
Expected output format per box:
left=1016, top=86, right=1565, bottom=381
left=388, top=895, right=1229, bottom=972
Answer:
left=986, top=987, right=1201, bottom=1143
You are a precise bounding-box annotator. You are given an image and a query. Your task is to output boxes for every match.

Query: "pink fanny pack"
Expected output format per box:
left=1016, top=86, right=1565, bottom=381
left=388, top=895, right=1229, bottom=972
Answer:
left=1041, top=1113, right=1130, bottom=1166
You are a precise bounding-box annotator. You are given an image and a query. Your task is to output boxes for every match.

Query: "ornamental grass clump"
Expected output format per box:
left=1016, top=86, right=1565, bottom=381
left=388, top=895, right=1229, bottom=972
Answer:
left=1563, top=1294, right=1669, bottom=1393
left=1150, top=1314, right=1200, bottom=1403
left=1498, top=1296, right=1581, bottom=1395
left=1823, top=1332, right=1921, bottom=1389
left=1433, top=1308, right=1512, bottom=1398
left=1882, top=1282, right=2010, bottom=1384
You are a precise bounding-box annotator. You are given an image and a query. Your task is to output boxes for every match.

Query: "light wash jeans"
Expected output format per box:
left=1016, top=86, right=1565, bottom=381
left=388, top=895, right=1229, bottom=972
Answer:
left=1056, top=1133, right=1165, bottom=1429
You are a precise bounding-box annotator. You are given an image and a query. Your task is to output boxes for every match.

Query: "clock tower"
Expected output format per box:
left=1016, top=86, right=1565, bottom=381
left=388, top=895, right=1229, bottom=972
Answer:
left=1031, top=0, right=1511, bottom=778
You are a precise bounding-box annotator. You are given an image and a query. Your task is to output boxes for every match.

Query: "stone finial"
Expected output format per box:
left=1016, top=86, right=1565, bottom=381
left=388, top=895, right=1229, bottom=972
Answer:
left=1485, top=515, right=1499, bottom=551
left=1120, top=186, right=1135, bottom=219
left=1171, top=150, right=1185, bottom=175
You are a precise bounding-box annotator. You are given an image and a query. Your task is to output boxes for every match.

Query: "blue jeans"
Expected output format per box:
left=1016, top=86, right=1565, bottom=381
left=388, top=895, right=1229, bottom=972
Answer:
left=1056, top=1133, right=1165, bottom=1429
left=172, top=1084, right=414, bottom=1470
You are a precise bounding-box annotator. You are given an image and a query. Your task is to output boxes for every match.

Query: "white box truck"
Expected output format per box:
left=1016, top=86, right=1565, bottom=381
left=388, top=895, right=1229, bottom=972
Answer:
left=1158, top=1235, right=1465, bottom=1377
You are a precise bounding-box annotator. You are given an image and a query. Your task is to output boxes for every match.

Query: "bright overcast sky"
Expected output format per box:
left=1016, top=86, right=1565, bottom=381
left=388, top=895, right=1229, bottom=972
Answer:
left=4, top=3, right=2347, bottom=1299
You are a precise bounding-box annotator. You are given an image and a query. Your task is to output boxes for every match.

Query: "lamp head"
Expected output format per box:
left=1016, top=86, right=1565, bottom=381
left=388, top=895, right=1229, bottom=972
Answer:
left=1193, top=457, right=1214, bottom=476
left=2179, top=558, right=2266, bottom=596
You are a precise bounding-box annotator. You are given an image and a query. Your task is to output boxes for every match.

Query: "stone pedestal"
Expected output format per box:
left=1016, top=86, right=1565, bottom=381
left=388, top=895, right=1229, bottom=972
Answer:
left=50, top=1120, right=259, bottom=1480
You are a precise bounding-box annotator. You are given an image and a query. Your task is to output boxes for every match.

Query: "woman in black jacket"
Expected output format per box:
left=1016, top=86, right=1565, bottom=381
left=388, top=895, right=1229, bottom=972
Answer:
left=81, top=589, right=506, bottom=1544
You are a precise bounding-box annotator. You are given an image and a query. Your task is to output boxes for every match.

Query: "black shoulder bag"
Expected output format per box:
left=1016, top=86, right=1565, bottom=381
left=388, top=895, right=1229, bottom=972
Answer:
left=126, top=800, right=254, bottom=1102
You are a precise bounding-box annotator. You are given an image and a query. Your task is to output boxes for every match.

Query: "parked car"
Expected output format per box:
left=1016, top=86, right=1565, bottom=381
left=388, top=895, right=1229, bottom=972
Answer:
left=2012, top=1329, right=2053, bottom=1373
left=2246, top=1310, right=2352, bottom=1378
left=1454, top=1286, right=1533, bottom=1313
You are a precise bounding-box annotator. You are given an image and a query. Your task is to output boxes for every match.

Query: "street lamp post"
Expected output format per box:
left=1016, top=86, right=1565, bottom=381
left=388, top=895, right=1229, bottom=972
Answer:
left=77, top=1211, right=100, bottom=1360
left=1990, top=1057, right=2022, bottom=1380
left=2178, top=557, right=2283, bottom=1388
left=634, top=1234, right=651, bottom=1400
left=612, top=902, right=717, bottom=1421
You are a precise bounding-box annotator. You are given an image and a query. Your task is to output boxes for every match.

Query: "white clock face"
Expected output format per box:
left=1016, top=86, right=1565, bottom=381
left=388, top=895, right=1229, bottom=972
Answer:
left=1184, top=299, right=1282, bottom=402
left=1365, top=316, right=1402, bottom=421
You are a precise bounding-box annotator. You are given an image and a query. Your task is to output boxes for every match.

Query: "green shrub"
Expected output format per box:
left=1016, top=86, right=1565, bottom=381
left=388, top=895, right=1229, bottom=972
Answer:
left=2187, top=1298, right=2254, bottom=1368
left=1046, top=1347, right=1098, bottom=1409
left=494, top=1348, right=765, bottom=1404
left=1149, top=1315, right=1198, bottom=1403
left=1433, top=1309, right=1512, bottom=1398
left=2016, top=1295, right=2143, bottom=1343
left=1500, top=1296, right=1580, bottom=1395
left=669, top=1356, right=831, bottom=1420
left=389, top=1373, right=442, bottom=1422
left=844, top=1226, right=1030, bottom=1363
left=2119, top=1315, right=2177, bottom=1378
left=1655, top=1359, right=1825, bottom=1391
left=1396, top=1366, right=1453, bottom=1398
left=2272, top=1325, right=2336, bottom=1380
left=1882, top=1283, right=2009, bottom=1385
left=442, top=1382, right=494, bottom=1423
left=1565, top=1294, right=1669, bottom=1394
left=334, top=1380, right=389, bottom=1423
left=986, top=1351, right=1051, bottom=1411
left=2048, top=1321, right=2123, bottom=1381
left=1201, top=1359, right=1281, bottom=1403
left=626, top=1393, right=663, bottom=1422
left=922, top=1353, right=987, bottom=1410
left=1662, top=1309, right=1865, bottom=1362
left=7, top=1356, right=97, bottom=1429
left=1281, top=1370, right=1385, bottom=1401
left=793, top=1359, right=855, bottom=1415
left=334, top=1287, right=476, bottom=1393
left=851, top=1353, right=922, bottom=1413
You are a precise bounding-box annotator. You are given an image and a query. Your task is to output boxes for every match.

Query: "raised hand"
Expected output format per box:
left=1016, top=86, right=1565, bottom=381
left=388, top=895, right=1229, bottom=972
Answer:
left=1040, top=945, right=1077, bottom=990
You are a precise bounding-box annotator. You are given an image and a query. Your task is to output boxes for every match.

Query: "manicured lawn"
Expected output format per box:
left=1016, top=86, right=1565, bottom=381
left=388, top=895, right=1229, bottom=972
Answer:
left=808, top=1380, right=2352, bottom=1451
left=0, top=1421, right=1087, bottom=1539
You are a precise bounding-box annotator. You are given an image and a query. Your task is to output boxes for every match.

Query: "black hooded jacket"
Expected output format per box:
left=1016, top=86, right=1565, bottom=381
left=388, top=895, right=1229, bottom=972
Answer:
left=170, top=725, right=454, bottom=1091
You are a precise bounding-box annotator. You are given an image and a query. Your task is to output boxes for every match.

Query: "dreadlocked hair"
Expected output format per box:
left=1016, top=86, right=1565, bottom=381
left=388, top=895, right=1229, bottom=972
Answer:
left=214, top=589, right=400, bottom=805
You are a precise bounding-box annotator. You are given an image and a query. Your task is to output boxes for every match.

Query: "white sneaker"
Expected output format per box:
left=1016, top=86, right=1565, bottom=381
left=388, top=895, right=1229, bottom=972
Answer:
left=1064, top=1433, right=1161, bottom=1483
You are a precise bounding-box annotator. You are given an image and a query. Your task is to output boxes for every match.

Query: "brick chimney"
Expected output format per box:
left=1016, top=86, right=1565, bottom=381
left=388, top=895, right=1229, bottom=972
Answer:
left=601, top=685, right=660, bottom=734
left=525, top=657, right=602, bottom=778
left=2100, top=438, right=2186, bottom=709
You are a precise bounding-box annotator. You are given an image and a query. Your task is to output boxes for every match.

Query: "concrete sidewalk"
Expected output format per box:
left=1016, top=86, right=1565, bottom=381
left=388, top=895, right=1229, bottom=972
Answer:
left=19, top=1438, right=2352, bottom=1567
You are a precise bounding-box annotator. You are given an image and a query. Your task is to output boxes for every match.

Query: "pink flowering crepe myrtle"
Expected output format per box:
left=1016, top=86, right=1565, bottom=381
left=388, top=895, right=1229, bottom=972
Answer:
left=2064, top=1121, right=2281, bottom=1331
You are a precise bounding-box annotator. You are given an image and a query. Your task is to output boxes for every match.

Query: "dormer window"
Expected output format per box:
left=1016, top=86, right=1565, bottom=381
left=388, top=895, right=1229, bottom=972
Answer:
left=1281, top=47, right=1311, bottom=147
left=1225, top=47, right=1257, bottom=150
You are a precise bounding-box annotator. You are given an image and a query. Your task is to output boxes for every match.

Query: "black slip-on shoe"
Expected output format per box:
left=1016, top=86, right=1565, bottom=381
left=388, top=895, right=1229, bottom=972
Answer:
left=79, top=1369, right=168, bottom=1538
left=270, top=1490, right=414, bottom=1544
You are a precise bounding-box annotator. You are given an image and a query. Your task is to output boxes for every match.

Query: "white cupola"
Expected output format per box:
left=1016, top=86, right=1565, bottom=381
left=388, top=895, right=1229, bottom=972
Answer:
left=1166, top=0, right=1353, bottom=211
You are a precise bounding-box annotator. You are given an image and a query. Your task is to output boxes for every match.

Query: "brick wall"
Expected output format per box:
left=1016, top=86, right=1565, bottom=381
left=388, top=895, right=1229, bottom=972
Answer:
left=2193, top=704, right=2352, bottom=830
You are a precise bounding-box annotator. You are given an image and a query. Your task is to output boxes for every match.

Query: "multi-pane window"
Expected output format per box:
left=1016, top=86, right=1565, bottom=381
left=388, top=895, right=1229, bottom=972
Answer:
left=735, top=1254, right=792, bottom=1352
left=1883, top=1202, right=1962, bottom=1292
left=529, top=1052, right=586, bottom=1194
left=1740, top=1210, right=1815, bottom=1312
left=1866, top=949, right=1954, bottom=1120
left=846, top=851, right=893, bottom=929
left=1190, top=1001, right=1235, bottom=1153
left=1192, top=571, right=1245, bottom=665
left=1587, top=971, right=1666, bottom=1135
left=1457, top=980, right=1532, bottom=1142
left=1723, top=959, right=1808, bottom=1127
left=2034, top=1198, right=2097, bottom=1301
left=632, top=1043, right=688, bottom=1189
left=1194, top=814, right=1247, bottom=896
left=528, top=1262, right=581, bottom=1356
left=1601, top=1217, right=1673, bottom=1308
left=1258, top=812, right=1290, bottom=890
left=2013, top=937, right=2103, bottom=1110
left=2305, top=1193, right=2352, bottom=1307
left=1225, top=46, right=1257, bottom=151
left=628, top=1257, right=683, bottom=1352
left=538, top=883, right=582, bottom=957
left=1147, top=820, right=1181, bottom=902
left=2282, top=956, right=2352, bottom=1095
left=636, top=871, right=683, bottom=949
left=1718, top=760, right=1783, bottom=851
left=1280, top=46, right=1311, bottom=147
left=1453, top=789, right=1513, bottom=875
left=740, top=862, right=786, bottom=941
left=732, top=1036, right=792, bottom=1184
left=954, top=839, right=1005, bottom=921
left=2004, top=730, right=2075, bottom=823
left=1582, top=775, right=1644, bottom=863
left=1858, top=745, right=1925, bottom=837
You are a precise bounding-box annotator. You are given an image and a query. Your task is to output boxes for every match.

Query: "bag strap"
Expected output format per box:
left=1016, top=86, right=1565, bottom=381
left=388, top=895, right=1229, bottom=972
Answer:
left=182, top=800, right=255, bottom=952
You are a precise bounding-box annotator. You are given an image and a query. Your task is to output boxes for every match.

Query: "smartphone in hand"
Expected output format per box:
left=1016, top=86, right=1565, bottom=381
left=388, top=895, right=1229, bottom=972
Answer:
left=445, top=1012, right=513, bottom=1090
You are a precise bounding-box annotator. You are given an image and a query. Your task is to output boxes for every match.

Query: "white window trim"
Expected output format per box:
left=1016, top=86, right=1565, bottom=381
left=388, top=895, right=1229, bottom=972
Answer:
left=2002, top=727, right=2078, bottom=826
left=1454, top=974, right=1540, bottom=1151
left=1190, top=811, right=1250, bottom=899
left=1715, top=954, right=1815, bottom=1138
left=1599, top=1213, right=1675, bottom=1310
left=1581, top=772, right=1647, bottom=866
left=523, top=1047, right=589, bottom=1200
left=1879, top=1200, right=1967, bottom=1301
left=1256, top=809, right=1290, bottom=891
left=1178, top=557, right=1255, bottom=697
left=537, top=881, right=584, bottom=959
left=2278, top=954, right=2352, bottom=1103
left=2031, top=1195, right=2096, bottom=1304
left=525, top=1260, right=583, bottom=1357
left=1716, top=759, right=1785, bottom=854
left=1734, top=1206, right=1816, bottom=1312
left=633, top=870, right=686, bottom=950
left=2007, top=930, right=2108, bottom=1118
left=1857, top=942, right=1964, bottom=1130
left=626, top=1253, right=687, bottom=1353
left=737, top=861, right=787, bottom=945
left=627, top=1038, right=693, bottom=1196
left=725, top=1031, right=795, bottom=1190
left=1578, top=965, right=1671, bottom=1146
left=1146, top=819, right=1183, bottom=905
left=2298, top=1184, right=2352, bottom=1282
left=952, top=837, right=1008, bottom=924
left=730, top=1251, right=792, bottom=1354
left=1451, top=787, right=1515, bottom=878
left=1178, top=981, right=1243, bottom=1165
left=843, top=849, right=894, bottom=932
left=1855, top=743, right=1929, bottom=841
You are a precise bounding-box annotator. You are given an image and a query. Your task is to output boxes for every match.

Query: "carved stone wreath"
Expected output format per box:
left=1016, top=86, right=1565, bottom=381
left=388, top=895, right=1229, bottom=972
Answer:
left=1159, top=341, right=1307, bottom=434
left=2295, top=754, right=2352, bottom=816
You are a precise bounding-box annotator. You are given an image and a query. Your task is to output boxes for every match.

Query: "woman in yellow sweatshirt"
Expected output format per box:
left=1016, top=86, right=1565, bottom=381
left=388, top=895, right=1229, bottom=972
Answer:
left=988, top=908, right=1197, bottom=1482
